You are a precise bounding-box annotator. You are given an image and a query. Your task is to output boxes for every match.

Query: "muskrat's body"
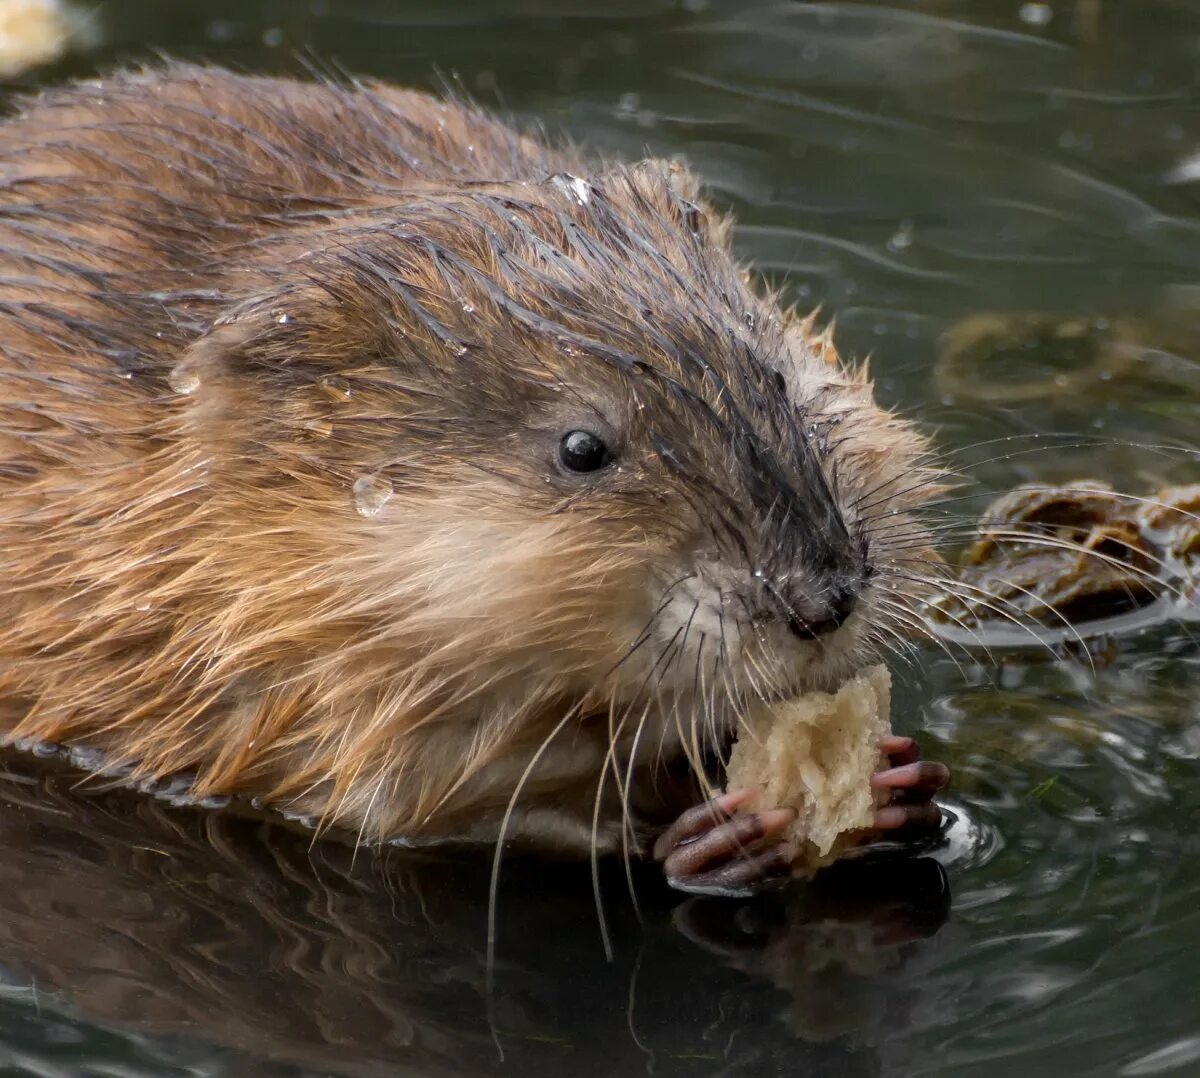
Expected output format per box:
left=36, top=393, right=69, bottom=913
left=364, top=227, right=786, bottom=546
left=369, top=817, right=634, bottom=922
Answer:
left=0, top=66, right=943, bottom=870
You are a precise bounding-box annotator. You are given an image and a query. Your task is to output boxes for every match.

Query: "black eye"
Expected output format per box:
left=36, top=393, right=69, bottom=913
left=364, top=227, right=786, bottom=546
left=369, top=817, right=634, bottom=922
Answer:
left=558, top=430, right=612, bottom=473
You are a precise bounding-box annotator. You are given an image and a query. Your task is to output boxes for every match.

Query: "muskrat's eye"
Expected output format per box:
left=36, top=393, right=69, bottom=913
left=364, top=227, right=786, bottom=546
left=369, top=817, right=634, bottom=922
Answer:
left=558, top=430, right=612, bottom=473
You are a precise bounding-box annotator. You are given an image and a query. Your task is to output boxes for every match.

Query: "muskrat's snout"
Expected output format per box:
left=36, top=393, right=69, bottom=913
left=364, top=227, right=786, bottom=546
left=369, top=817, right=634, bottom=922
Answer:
left=781, top=583, right=858, bottom=640
left=750, top=565, right=864, bottom=641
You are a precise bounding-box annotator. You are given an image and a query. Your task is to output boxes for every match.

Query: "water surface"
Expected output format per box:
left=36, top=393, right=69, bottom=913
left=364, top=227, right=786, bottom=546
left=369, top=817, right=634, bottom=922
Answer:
left=3, top=2, right=1200, bottom=1075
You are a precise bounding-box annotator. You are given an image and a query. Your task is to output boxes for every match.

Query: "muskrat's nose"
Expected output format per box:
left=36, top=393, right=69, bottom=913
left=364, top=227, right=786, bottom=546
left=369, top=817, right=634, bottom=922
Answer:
left=782, top=584, right=858, bottom=640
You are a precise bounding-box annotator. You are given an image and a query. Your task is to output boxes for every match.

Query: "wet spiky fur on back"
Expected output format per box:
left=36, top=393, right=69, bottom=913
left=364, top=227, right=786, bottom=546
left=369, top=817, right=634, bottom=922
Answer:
left=0, top=65, right=942, bottom=853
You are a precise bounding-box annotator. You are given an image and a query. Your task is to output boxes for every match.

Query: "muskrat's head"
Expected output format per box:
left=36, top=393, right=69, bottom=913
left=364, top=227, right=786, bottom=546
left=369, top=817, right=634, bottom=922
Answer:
left=178, top=159, right=941, bottom=822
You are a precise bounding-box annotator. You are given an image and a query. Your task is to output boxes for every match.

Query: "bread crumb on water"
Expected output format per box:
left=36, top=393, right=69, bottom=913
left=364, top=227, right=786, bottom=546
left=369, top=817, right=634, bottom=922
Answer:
left=726, top=665, right=892, bottom=876
left=0, top=0, right=72, bottom=78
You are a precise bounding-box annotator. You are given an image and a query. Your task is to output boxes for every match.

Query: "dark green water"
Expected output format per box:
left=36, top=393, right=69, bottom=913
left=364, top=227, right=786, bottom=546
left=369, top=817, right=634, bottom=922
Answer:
left=3, top=2, right=1200, bottom=1075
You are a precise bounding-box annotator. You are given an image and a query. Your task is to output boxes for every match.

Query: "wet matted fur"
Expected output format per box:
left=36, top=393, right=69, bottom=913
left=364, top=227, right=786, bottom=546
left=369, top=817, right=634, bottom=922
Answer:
left=0, top=64, right=942, bottom=854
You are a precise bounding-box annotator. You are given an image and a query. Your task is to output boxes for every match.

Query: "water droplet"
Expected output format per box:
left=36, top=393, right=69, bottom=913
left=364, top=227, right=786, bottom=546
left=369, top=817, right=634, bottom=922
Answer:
left=319, top=375, right=353, bottom=402
left=1018, top=2, right=1052, bottom=26
left=352, top=474, right=393, bottom=517
left=616, top=92, right=640, bottom=117
left=168, top=365, right=200, bottom=395
left=460, top=300, right=476, bottom=314
left=207, top=19, right=237, bottom=42
left=888, top=221, right=914, bottom=252
left=303, top=419, right=333, bottom=438
left=276, top=311, right=291, bottom=325
left=68, top=745, right=106, bottom=771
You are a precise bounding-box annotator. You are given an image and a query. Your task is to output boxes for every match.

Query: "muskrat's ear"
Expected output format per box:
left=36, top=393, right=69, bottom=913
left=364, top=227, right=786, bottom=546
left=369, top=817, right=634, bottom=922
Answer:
left=162, top=314, right=260, bottom=424
left=172, top=286, right=389, bottom=394
left=164, top=289, right=371, bottom=431
left=175, top=314, right=259, bottom=384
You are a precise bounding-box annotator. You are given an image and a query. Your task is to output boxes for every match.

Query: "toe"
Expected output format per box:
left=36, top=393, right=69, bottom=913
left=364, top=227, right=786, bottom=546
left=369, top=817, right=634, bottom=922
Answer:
left=880, top=735, right=920, bottom=766
left=651, top=788, right=758, bottom=862
left=666, top=841, right=797, bottom=897
left=874, top=801, right=941, bottom=831
left=871, top=760, right=950, bottom=794
left=662, top=807, right=796, bottom=880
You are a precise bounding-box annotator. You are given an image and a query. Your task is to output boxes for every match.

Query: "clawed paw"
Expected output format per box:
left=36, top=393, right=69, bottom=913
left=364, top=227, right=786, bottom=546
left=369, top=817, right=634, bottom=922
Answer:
left=653, top=737, right=950, bottom=897
left=871, top=736, right=950, bottom=833
left=652, top=789, right=796, bottom=897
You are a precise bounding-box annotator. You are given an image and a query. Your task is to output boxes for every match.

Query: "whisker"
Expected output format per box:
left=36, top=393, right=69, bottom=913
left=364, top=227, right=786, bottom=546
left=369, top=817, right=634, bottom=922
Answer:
left=855, top=437, right=1198, bottom=520
left=886, top=567, right=1063, bottom=660
left=619, top=697, right=655, bottom=922
left=486, top=702, right=582, bottom=1052
left=977, top=528, right=1190, bottom=605
left=873, top=593, right=970, bottom=679
left=606, top=574, right=695, bottom=679
left=590, top=716, right=619, bottom=963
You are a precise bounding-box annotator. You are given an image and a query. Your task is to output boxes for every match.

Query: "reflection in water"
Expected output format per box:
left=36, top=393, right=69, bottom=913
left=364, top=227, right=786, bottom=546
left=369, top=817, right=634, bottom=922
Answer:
left=0, top=758, right=951, bottom=1076
left=3, top=0, right=1200, bottom=1074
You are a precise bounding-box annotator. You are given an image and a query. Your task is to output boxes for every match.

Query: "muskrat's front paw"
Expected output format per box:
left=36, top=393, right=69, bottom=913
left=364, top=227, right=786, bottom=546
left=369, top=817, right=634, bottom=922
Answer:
left=652, top=789, right=797, bottom=897
left=870, top=736, right=950, bottom=833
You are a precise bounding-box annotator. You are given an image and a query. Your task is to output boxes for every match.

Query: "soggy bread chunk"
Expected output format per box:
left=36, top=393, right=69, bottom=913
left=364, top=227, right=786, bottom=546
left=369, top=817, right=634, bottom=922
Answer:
left=726, top=665, right=891, bottom=876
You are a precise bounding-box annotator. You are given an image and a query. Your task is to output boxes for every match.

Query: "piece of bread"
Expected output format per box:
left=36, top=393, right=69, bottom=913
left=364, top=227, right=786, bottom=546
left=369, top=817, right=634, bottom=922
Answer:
left=726, top=664, right=892, bottom=875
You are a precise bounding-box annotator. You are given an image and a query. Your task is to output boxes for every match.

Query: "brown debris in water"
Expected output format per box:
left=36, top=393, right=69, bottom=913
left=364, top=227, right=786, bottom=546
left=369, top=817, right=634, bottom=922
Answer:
left=935, top=313, right=1146, bottom=405
left=930, top=480, right=1200, bottom=631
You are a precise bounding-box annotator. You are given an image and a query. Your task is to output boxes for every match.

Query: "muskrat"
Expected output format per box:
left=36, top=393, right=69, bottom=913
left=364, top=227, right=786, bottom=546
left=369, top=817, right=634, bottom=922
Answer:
left=0, top=64, right=948, bottom=894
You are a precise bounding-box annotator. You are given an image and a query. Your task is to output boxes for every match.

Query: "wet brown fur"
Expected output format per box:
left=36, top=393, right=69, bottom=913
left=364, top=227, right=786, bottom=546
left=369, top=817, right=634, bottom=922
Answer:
left=0, top=65, right=941, bottom=853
